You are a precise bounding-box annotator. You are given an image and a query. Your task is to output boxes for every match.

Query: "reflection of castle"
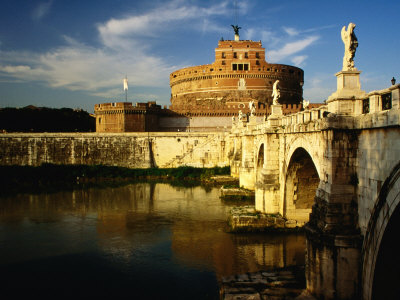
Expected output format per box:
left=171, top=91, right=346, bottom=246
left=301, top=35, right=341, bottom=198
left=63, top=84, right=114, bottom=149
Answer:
left=94, top=27, right=319, bottom=132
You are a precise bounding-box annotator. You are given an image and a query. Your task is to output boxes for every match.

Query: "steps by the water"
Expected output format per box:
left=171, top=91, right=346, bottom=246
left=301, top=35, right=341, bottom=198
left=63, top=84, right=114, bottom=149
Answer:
left=220, top=267, right=316, bottom=300
left=228, top=206, right=302, bottom=232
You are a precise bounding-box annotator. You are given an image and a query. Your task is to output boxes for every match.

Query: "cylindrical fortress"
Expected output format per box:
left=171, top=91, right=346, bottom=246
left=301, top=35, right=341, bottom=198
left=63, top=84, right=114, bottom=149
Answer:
left=169, top=39, right=304, bottom=115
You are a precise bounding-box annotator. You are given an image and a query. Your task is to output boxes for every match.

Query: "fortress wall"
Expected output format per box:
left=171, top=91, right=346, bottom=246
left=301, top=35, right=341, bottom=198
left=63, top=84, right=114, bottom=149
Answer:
left=0, top=132, right=229, bottom=169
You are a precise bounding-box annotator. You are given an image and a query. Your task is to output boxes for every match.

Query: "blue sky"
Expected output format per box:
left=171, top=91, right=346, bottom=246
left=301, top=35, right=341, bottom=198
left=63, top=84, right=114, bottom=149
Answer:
left=1, top=0, right=399, bottom=113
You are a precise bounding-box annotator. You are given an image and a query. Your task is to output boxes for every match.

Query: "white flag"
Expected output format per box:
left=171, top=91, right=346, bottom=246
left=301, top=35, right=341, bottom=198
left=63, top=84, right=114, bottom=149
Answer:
left=123, top=77, right=128, bottom=91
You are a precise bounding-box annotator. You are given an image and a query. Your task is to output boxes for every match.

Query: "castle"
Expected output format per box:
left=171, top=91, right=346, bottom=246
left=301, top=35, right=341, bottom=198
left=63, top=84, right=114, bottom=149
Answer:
left=95, top=27, right=322, bottom=132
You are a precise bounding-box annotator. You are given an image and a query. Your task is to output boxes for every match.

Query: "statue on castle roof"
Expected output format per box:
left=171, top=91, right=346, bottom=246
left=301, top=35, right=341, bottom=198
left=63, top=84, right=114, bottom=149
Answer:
left=341, top=23, right=358, bottom=71
left=272, top=80, right=281, bottom=105
left=231, top=25, right=241, bottom=36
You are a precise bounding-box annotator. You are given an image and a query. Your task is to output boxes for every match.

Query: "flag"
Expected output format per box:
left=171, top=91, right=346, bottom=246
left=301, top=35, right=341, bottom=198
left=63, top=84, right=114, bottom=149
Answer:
left=123, top=77, right=128, bottom=91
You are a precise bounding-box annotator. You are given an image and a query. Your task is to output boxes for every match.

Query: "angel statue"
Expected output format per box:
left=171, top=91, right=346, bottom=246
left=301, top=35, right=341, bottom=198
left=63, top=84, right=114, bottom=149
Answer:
left=248, top=100, right=256, bottom=116
left=238, top=110, right=243, bottom=120
left=341, top=23, right=358, bottom=71
left=302, top=99, right=310, bottom=110
left=272, top=80, right=281, bottom=105
left=231, top=25, right=241, bottom=36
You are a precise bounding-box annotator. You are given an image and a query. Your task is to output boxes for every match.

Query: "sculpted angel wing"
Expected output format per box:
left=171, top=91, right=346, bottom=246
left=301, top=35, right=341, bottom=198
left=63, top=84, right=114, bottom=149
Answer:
left=341, top=26, right=347, bottom=42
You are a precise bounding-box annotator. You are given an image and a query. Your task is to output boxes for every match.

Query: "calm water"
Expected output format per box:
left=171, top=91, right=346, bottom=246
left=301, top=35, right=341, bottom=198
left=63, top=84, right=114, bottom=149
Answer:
left=0, top=183, right=305, bottom=299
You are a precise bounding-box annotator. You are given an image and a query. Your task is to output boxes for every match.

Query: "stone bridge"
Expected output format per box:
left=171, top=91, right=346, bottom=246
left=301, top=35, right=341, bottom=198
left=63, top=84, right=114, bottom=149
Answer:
left=228, top=69, right=400, bottom=299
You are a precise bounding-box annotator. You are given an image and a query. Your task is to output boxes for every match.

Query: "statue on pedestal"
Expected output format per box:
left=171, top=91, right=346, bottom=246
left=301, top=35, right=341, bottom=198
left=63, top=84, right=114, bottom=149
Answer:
left=341, top=23, right=358, bottom=71
left=272, top=80, right=281, bottom=105
left=238, top=110, right=243, bottom=121
left=248, top=100, right=256, bottom=116
left=231, top=25, right=241, bottom=36
left=302, top=99, right=310, bottom=110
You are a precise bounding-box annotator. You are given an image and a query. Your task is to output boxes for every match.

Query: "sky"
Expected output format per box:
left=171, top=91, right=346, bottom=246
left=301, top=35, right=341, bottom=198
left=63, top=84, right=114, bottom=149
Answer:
left=1, top=0, right=399, bottom=113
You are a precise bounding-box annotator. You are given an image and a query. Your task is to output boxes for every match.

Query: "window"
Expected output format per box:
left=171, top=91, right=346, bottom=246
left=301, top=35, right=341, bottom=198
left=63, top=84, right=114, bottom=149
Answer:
left=362, top=99, right=370, bottom=114
left=98, top=117, right=102, bottom=124
left=255, top=52, right=260, bottom=58
left=232, top=63, right=249, bottom=71
left=222, top=60, right=226, bottom=65
left=245, top=52, right=248, bottom=58
left=256, top=60, right=260, bottom=65
left=233, top=52, right=237, bottom=58
left=382, top=93, right=392, bottom=110
left=222, top=52, right=225, bottom=58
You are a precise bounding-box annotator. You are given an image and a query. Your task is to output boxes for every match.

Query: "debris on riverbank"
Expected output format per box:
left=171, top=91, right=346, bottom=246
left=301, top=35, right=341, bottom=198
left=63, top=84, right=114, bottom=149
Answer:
left=207, top=176, right=239, bottom=185
left=220, top=186, right=255, bottom=201
left=219, top=266, right=315, bottom=300
left=228, top=206, right=303, bottom=232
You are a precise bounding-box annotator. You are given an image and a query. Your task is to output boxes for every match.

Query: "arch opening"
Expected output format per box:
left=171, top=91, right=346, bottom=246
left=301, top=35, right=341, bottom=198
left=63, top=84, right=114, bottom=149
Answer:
left=372, top=204, right=400, bottom=299
left=256, top=144, right=264, bottom=182
left=284, top=147, right=319, bottom=225
left=362, top=161, right=400, bottom=300
left=257, top=144, right=264, bottom=168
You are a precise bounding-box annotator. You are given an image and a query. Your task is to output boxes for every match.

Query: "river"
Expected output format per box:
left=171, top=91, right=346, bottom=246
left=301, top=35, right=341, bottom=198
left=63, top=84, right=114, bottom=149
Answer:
left=0, top=183, right=305, bottom=299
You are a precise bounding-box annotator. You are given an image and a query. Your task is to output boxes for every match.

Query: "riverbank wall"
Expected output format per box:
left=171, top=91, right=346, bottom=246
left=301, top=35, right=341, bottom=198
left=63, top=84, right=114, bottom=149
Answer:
left=0, top=132, right=230, bottom=169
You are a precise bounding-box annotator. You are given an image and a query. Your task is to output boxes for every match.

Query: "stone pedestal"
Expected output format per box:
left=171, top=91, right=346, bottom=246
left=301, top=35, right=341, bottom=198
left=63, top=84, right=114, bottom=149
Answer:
left=326, top=70, right=366, bottom=115
left=267, top=104, right=283, bottom=127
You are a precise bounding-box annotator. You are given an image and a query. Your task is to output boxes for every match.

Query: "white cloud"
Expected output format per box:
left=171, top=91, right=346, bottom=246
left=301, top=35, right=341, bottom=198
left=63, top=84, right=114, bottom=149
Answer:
left=98, top=1, right=229, bottom=50
left=32, top=1, right=53, bottom=21
left=283, top=27, right=299, bottom=36
left=291, top=55, right=307, bottom=66
left=268, top=35, right=319, bottom=62
left=1, top=1, right=232, bottom=100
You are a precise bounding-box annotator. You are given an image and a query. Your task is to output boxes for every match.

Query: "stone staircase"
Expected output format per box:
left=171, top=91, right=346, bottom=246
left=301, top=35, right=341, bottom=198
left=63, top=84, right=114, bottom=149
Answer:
left=161, top=134, right=222, bottom=168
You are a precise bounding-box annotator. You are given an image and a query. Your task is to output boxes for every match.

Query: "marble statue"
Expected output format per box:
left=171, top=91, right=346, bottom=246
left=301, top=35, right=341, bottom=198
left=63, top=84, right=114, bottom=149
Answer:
left=238, top=110, right=243, bottom=120
left=272, top=80, right=281, bottom=105
left=341, top=23, right=358, bottom=71
left=302, top=99, right=310, bottom=109
left=248, top=100, right=256, bottom=116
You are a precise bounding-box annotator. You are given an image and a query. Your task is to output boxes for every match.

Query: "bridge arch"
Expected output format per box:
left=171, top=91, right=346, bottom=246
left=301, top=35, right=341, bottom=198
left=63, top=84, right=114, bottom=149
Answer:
left=283, top=147, right=319, bottom=224
left=362, top=161, right=400, bottom=300
left=256, top=143, right=265, bottom=182
left=284, top=135, right=321, bottom=179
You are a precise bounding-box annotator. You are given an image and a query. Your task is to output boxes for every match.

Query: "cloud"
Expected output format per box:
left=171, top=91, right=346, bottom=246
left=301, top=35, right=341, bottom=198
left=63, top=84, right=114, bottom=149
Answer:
left=98, top=1, right=229, bottom=49
left=0, top=35, right=175, bottom=93
left=2, top=0, right=233, bottom=100
left=32, top=1, right=53, bottom=21
left=283, top=27, right=299, bottom=36
left=291, top=55, right=308, bottom=66
left=268, top=35, right=319, bottom=62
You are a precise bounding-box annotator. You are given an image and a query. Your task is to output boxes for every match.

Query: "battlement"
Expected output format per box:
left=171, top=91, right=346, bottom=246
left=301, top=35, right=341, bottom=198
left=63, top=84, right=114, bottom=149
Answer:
left=94, top=101, right=161, bottom=114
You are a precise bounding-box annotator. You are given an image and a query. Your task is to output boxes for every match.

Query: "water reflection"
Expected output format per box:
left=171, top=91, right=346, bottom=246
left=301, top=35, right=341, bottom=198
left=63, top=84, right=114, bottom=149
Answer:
left=0, top=183, right=305, bottom=298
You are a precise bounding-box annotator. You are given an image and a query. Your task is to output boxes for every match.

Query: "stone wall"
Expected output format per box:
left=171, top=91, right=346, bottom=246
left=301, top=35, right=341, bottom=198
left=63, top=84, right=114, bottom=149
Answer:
left=0, top=132, right=230, bottom=169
